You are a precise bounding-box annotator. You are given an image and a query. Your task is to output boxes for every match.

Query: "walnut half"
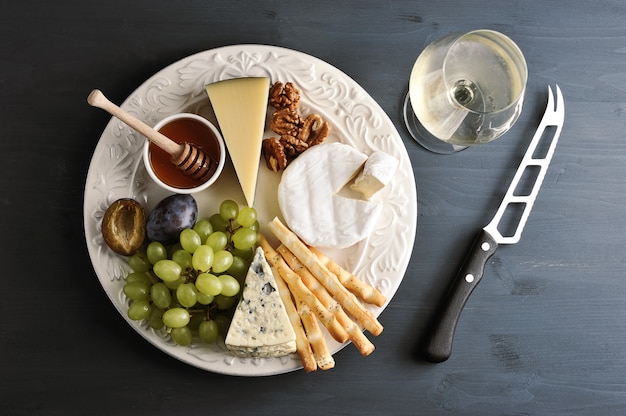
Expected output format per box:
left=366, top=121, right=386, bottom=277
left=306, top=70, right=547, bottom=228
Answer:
left=269, top=82, right=301, bottom=110
left=298, top=114, right=330, bottom=146
left=280, top=134, right=309, bottom=157
left=262, top=137, right=288, bottom=172
left=270, top=108, right=303, bottom=136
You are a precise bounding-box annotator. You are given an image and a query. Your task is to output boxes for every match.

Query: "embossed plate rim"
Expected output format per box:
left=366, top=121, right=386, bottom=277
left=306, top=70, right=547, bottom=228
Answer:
left=83, top=44, right=417, bottom=376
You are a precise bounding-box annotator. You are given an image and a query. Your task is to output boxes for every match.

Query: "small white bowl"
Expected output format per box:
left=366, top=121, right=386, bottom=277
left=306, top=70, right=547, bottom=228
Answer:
left=143, top=113, right=225, bottom=194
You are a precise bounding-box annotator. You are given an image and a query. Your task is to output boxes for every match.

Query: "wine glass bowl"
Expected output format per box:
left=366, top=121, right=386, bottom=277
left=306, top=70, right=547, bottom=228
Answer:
left=403, top=30, right=527, bottom=154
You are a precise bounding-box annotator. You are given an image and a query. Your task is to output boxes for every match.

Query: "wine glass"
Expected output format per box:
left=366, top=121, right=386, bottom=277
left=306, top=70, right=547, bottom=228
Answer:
left=403, top=30, right=527, bottom=154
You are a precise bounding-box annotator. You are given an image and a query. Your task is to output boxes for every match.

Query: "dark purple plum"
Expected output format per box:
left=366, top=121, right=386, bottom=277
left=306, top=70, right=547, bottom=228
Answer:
left=146, top=194, right=198, bottom=244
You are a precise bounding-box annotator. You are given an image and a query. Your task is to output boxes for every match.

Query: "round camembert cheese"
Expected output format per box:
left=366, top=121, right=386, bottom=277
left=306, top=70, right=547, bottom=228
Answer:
left=277, top=142, right=383, bottom=249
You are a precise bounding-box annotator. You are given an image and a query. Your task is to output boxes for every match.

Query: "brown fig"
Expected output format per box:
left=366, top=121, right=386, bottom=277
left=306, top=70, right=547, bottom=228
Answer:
left=102, top=198, right=146, bottom=256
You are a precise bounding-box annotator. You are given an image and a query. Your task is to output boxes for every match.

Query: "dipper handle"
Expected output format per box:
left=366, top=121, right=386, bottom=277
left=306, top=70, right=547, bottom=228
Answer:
left=87, top=89, right=181, bottom=156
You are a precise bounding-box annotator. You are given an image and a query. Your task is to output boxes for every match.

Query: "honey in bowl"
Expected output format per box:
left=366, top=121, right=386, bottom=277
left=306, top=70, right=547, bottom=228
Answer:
left=147, top=115, right=223, bottom=190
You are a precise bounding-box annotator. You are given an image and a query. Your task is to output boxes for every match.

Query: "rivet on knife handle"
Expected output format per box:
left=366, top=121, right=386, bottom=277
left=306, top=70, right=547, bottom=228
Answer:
left=423, top=229, right=498, bottom=363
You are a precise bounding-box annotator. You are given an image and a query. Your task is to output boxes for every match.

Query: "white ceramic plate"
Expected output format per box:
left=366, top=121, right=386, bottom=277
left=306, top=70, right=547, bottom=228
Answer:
left=84, top=45, right=417, bottom=376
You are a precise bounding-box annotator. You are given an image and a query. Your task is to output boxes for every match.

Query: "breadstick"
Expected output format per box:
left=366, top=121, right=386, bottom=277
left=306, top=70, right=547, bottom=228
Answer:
left=289, top=299, right=335, bottom=370
left=298, top=307, right=335, bottom=370
left=309, top=246, right=386, bottom=307
left=269, top=264, right=317, bottom=372
left=268, top=217, right=383, bottom=336
left=260, top=236, right=348, bottom=344
left=277, top=245, right=376, bottom=356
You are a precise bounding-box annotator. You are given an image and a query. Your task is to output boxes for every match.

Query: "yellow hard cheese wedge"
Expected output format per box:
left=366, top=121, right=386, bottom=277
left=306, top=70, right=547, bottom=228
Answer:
left=205, top=77, right=270, bottom=206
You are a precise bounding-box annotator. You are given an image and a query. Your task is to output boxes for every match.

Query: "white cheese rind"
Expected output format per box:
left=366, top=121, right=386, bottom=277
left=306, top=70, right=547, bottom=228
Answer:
left=351, top=151, right=399, bottom=199
left=225, top=247, right=296, bottom=357
left=278, top=142, right=382, bottom=249
left=205, top=77, right=270, bottom=207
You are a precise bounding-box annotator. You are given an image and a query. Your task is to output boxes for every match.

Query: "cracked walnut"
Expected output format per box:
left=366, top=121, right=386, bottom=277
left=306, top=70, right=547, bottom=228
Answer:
left=263, top=81, right=330, bottom=172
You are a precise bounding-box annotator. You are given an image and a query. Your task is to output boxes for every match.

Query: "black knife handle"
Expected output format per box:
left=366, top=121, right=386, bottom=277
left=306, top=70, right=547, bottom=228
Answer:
left=423, top=229, right=499, bottom=363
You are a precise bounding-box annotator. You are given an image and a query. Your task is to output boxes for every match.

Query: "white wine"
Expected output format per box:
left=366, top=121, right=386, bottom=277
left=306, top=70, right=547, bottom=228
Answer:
left=408, top=31, right=527, bottom=146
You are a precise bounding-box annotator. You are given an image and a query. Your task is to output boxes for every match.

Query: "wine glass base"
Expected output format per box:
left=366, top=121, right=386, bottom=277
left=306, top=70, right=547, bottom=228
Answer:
left=402, top=91, right=467, bottom=154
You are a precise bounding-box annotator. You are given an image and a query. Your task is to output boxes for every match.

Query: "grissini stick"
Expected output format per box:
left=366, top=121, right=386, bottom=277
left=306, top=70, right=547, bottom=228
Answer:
left=87, top=89, right=215, bottom=182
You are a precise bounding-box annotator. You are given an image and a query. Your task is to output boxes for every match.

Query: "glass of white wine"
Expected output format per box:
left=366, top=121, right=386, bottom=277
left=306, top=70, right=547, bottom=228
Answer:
left=403, top=30, right=527, bottom=154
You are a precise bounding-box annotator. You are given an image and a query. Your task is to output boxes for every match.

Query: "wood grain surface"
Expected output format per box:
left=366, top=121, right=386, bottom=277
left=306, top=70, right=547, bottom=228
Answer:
left=1, top=1, right=625, bottom=415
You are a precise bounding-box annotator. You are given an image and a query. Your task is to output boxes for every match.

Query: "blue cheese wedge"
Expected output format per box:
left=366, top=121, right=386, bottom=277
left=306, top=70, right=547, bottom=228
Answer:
left=225, top=247, right=297, bottom=357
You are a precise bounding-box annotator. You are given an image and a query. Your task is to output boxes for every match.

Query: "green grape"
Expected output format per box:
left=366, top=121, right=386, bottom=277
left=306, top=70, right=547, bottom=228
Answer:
left=188, top=311, right=206, bottom=331
left=209, top=213, right=229, bottom=232
left=212, top=250, right=234, bottom=274
left=146, top=241, right=167, bottom=264
left=148, top=307, right=164, bottom=330
left=169, top=291, right=181, bottom=308
left=193, top=219, right=213, bottom=243
left=214, top=314, right=232, bottom=337
left=180, top=228, right=201, bottom=253
left=164, top=275, right=185, bottom=290
left=231, top=247, right=254, bottom=261
left=215, top=294, right=238, bottom=310
left=126, top=271, right=152, bottom=285
left=123, top=281, right=151, bottom=301
left=218, top=275, right=240, bottom=297
left=232, top=227, right=258, bottom=250
left=236, top=206, right=257, bottom=228
left=171, top=249, right=193, bottom=270
left=162, top=307, right=190, bottom=328
left=128, top=300, right=151, bottom=320
left=196, top=292, right=215, bottom=305
left=219, top=199, right=239, bottom=221
left=195, top=273, right=223, bottom=296
left=170, top=326, right=193, bottom=346
left=226, top=255, right=248, bottom=280
left=249, top=220, right=260, bottom=233
left=128, top=251, right=150, bottom=273
left=153, top=259, right=182, bottom=282
left=150, top=282, right=172, bottom=309
left=176, top=283, right=198, bottom=308
left=191, top=245, right=214, bottom=272
left=205, top=231, right=228, bottom=252
left=167, top=243, right=183, bottom=258
left=199, top=320, right=219, bottom=344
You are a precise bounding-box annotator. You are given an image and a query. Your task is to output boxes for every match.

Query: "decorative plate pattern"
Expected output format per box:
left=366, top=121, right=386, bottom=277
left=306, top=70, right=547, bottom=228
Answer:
left=84, top=45, right=417, bottom=376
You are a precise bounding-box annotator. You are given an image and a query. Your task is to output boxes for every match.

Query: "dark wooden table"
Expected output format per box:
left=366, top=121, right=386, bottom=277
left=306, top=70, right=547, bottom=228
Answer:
left=2, top=1, right=625, bottom=415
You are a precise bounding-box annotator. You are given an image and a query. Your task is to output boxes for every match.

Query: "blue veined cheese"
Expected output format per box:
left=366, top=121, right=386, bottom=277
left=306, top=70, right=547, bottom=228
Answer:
left=225, top=247, right=296, bottom=357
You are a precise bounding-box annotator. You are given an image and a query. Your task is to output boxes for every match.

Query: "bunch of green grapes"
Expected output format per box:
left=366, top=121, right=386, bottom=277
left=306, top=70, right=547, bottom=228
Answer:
left=122, top=200, right=259, bottom=347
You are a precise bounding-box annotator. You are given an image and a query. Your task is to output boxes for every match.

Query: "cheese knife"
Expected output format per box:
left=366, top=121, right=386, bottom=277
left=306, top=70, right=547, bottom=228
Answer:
left=423, top=85, right=565, bottom=363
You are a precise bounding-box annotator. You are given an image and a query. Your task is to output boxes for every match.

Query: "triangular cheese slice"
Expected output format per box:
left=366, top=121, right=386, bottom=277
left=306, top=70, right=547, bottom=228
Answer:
left=205, top=77, right=270, bottom=206
left=278, top=142, right=383, bottom=249
left=225, top=247, right=296, bottom=357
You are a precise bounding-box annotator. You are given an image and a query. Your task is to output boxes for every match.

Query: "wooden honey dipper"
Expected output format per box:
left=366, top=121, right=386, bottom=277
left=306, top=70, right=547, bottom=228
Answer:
left=87, top=89, right=215, bottom=182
